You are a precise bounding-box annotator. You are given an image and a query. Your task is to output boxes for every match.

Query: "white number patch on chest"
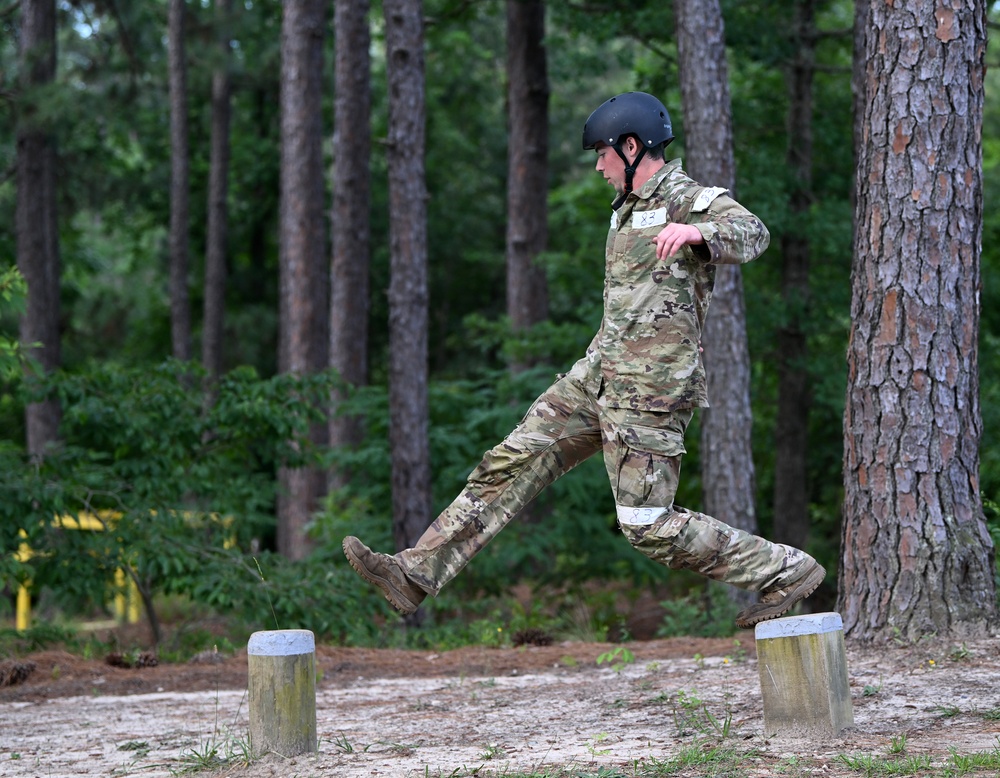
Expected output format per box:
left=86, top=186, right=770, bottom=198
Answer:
left=632, top=207, right=667, bottom=229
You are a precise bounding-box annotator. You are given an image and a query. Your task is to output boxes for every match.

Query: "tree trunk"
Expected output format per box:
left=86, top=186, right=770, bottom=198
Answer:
left=277, top=0, right=329, bottom=561
left=772, top=0, right=815, bottom=552
left=202, top=0, right=233, bottom=380
left=168, top=0, right=192, bottom=362
left=839, top=0, right=995, bottom=642
left=384, top=0, right=432, bottom=552
left=505, top=0, right=549, bottom=373
left=329, top=0, right=372, bottom=491
left=675, top=0, right=757, bottom=608
left=17, top=0, right=61, bottom=459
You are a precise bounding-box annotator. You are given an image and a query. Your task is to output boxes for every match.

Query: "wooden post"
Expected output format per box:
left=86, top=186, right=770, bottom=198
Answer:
left=247, top=629, right=317, bottom=756
left=755, top=612, right=854, bottom=739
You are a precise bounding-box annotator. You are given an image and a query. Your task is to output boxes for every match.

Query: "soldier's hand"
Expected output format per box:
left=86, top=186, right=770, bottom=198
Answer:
left=654, top=223, right=703, bottom=260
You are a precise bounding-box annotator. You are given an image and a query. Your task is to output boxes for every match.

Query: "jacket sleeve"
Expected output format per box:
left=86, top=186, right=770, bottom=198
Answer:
left=687, top=189, right=770, bottom=266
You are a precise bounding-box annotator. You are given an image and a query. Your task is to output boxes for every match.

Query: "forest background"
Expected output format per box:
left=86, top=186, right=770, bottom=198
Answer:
left=1, top=0, right=998, bottom=657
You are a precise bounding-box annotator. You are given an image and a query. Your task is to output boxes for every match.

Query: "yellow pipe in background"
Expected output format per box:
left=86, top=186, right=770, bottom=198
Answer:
left=112, top=568, right=141, bottom=624
left=15, top=530, right=33, bottom=631
left=15, top=583, right=31, bottom=632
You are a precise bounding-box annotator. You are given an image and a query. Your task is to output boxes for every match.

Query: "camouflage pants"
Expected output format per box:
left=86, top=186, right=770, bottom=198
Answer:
left=397, top=373, right=809, bottom=596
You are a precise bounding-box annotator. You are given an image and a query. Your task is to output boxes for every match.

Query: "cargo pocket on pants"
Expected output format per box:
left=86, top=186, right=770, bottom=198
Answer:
left=614, top=423, right=687, bottom=512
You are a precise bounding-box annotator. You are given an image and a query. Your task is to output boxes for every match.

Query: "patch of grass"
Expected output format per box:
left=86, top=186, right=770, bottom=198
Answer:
left=332, top=731, right=354, bottom=753
left=174, top=730, right=255, bottom=773
left=862, top=676, right=883, bottom=697
left=646, top=742, right=753, bottom=775
left=174, top=739, right=227, bottom=773
left=949, top=746, right=1000, bottom=774
left=479, top=742, right=506, bottom=760
left=836, top=752, right=933, bottom=775
left=887, top=733, right=908, bottom=755
left=669, top=689, right=736, bottom=739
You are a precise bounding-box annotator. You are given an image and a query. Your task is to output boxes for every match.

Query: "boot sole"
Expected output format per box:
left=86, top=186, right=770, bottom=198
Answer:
left=342, top=538, right=422, bottom=615
left=735, top=563, right=825, bottom=629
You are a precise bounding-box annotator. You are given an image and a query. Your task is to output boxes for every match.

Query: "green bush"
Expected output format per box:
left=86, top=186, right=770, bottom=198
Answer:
left=0, top=360, right=339, bottom=644
left=657, top=582, right=740, bottom=639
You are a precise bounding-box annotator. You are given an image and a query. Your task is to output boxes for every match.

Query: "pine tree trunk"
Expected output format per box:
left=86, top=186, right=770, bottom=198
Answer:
left=277, top=0, right=329, bottom=561
left=839, top=0, right=995, bottom=641
left=168, top=0, right=192, bottom=362
left=17, top=0, right=61, bottom=459
left=505, top=0, right=549, bottom=373
left=329, top=0, right=372, bottom=491
left=202, top=0, right=233, bottom=380
left=772, top=0, right=815, bottom=552
left=384, top=0, right=432, bottom=552
left=675, top=0, right=758, bottom=609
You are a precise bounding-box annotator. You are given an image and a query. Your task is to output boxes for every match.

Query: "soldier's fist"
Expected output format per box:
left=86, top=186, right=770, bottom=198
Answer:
left=653, top=223, right=703, bottom=260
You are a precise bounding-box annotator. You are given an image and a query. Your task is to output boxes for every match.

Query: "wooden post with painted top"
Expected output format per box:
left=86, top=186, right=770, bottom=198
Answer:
left=247, top=629, right=317, bottom=756
left=755, top=612, right=854, bottom=739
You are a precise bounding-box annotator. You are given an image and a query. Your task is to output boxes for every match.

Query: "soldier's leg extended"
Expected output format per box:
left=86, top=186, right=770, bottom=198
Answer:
left=602, top=407, right=824, bottom=628
left=344, top=374, right=603, bottom=613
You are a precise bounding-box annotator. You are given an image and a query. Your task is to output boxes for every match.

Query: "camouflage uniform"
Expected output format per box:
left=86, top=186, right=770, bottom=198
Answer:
left=398, top=160, right=814, bottom=598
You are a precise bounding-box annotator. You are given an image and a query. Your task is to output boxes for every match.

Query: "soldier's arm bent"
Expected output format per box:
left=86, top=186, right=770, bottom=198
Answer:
left=654, top=191, right=769, bottom=266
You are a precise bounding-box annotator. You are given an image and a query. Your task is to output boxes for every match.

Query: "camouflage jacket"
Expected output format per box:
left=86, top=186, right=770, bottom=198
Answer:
left=568, top=160, right=770, bottom=411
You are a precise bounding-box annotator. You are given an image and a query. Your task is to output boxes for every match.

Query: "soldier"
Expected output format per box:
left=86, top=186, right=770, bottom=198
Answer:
left=344, top=91, right=824, bottom=628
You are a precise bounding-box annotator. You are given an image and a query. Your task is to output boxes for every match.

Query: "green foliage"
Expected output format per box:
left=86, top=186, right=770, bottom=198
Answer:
left=666, top=689, right=737, bottom=741
left=596, top=646, right=635, bottom=673
left=0, top=265, right=29, bottom=382
left=656, top=582, right=741, bottom=639
left=0, top=360, right=339, bottom=638
left=835, top=751, right=934, bottom=776
left=0, top=623, right=80, bottom=658
left=645, top=743, right=749, bottom=775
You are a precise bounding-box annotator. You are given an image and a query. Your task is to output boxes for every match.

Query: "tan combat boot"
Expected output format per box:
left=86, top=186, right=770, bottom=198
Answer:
left=734, top=558, right=825, bottom=629
left=342, top=536, right=427, bottom=615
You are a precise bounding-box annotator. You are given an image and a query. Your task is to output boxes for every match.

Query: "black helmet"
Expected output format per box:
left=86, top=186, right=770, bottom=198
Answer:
left=582, top=92, right=674, bottom=200
left=582, top=91, right=674, bottom=151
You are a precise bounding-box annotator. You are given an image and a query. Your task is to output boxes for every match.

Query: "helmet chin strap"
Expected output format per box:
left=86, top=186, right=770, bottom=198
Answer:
left=612, top=140, right=647, bottom=208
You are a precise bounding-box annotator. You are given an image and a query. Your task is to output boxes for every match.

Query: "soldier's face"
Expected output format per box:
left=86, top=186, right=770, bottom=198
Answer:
left=594, top=140, right=642, bottom=193
left=594, top=143, right=626, bottom=192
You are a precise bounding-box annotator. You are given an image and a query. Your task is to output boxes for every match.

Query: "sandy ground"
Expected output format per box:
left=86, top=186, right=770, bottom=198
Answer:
left=2, top=632, right=1000, bottom=777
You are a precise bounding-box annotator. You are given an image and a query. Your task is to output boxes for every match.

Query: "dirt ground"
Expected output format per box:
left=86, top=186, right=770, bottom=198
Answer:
left=2, top=629, right=1000, bottom=777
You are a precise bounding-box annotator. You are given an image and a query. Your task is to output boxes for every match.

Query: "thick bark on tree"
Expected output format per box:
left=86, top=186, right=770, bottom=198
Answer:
left=17, top=0, right=61, bottom=458
left=277, top=0, right=329, bottom=561
left=839, top=0, right=995, bottom=641
left=384, top=0, right=432, bottom=552
left=202, top=0, right=233, bottom=380
left=168, top=0, right=192, bottom=362
left=505, top=0, right=549, bottom=372
left=329, top=0, right=372, bottom=491
left=675, top=0, right=758, bottom=607
left=773, top=0, right=815, bottom=552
